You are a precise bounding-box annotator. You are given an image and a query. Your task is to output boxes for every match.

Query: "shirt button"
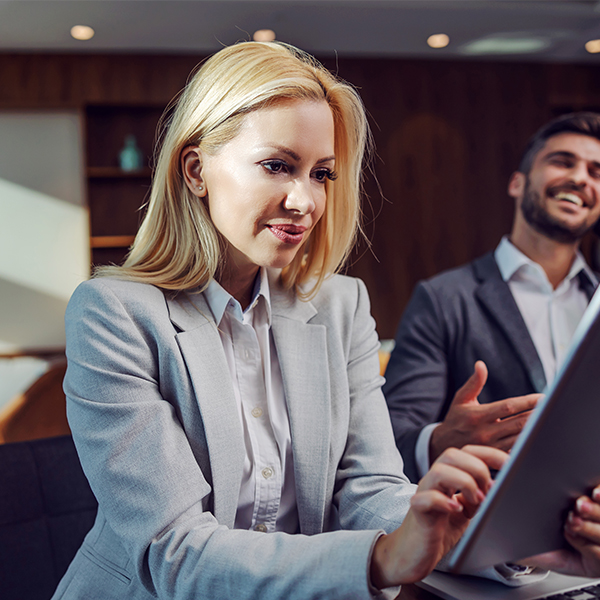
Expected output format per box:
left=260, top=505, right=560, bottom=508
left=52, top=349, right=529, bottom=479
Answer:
left=262, top=467, right=273, bottom=479
left=254, top=523, right=268, bottom=533
left=251, top=407, right=263, bottom=418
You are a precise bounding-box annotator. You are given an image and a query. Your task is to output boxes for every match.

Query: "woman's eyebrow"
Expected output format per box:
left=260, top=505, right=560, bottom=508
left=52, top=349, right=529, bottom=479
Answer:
left=266, top=145, right=301, bottom=161
left=265, top=145, right=335, bottom=164
left=316, top=155, right=336, bottom=165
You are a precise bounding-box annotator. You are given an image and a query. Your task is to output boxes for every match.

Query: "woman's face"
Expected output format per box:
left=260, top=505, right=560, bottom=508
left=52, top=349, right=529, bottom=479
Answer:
left=187, top=98, right=336, bottom=285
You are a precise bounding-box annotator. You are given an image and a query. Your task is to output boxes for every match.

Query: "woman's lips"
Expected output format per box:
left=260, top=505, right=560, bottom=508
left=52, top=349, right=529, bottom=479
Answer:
left=267, top=224, right=307, bottom=244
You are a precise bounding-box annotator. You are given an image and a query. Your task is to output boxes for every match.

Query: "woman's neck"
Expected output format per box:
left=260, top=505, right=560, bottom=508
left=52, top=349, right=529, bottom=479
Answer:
left=217, top=265, right=260, bottom=311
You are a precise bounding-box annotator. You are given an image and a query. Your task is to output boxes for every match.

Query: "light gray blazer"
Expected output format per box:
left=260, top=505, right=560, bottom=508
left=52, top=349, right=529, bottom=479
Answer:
left=52, top=272, right=415, bottom=600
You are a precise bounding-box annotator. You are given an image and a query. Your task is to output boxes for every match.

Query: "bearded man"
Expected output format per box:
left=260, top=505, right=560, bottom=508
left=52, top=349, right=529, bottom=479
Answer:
left=384, top=112, right=600, bottom=483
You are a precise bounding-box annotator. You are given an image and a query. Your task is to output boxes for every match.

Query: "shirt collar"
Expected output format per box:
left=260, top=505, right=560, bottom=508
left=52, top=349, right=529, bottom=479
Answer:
left=494, top=235, right=597, bottom=287
left=203, top=267, right=272, bottom=326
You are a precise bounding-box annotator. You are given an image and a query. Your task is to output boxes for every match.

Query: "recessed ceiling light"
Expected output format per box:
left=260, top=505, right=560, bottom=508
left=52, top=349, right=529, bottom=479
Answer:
left=427, top=34, right=450, bottom=49
left=70, top=25, right=95, bottom=41
left=461, top=35, right=550, bottom=55
left=585, top=39, right=600, bottom=54
left=253, top=29, right=276, bottom=42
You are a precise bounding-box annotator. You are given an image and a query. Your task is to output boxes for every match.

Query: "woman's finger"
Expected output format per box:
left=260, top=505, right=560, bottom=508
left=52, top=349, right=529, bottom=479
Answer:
left=410, top=488, right=464, bottom=516
left=460, top=444, right=509, bottom=472
left=421, top=457, right=486, bottom=506
left=431, top=445, right=507, bottom=495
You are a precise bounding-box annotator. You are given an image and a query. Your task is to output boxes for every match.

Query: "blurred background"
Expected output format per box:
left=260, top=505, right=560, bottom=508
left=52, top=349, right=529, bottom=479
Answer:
left=2, top=0, right=600, bottom=420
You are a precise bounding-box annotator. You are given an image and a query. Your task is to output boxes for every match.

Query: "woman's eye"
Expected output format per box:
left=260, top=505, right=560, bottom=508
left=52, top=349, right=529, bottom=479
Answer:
left=261, top=160, right=288, bottom=174
left=313, top=169, right=337, bottom=183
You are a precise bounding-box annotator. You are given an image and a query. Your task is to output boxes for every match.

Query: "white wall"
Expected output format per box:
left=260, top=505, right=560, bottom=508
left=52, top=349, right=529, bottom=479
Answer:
left=0, top=112, right=89, bottom=353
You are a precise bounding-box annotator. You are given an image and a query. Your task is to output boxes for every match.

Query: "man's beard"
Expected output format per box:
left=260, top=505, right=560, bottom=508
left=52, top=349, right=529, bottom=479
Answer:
left=521, top=178, right=593, bottom=244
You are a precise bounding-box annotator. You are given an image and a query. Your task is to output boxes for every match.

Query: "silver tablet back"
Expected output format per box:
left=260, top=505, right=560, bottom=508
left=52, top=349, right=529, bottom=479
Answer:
left=449, top=288, right=600, bottom=573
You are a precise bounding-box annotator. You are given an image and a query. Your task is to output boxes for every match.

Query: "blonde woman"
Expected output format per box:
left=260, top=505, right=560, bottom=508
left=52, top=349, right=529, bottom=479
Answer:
left=52, top=42, right=600, bottom=600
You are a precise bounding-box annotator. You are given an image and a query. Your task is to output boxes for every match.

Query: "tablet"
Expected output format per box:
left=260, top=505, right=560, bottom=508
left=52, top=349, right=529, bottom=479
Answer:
left=448, top=286, right=600, bottom=573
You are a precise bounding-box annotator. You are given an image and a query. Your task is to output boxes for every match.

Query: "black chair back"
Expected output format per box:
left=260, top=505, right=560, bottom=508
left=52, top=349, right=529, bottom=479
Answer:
left=0, top=435, right=97, bottom=600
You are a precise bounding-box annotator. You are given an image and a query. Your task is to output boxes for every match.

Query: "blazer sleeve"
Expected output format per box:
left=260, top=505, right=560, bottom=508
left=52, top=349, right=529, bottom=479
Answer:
left=64, top=278, right=409, bottom=600
left=332, top=278, right=416, bottom=531
left=382, top=281, right=453, bottom=483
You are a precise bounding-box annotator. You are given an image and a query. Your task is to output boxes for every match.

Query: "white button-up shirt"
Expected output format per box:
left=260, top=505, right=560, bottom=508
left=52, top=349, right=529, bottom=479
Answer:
left=415, top=237, right=597, bottom=478
left=203, top=269, right=299, bottom=534
left=495, top=236, right=596, bottom=384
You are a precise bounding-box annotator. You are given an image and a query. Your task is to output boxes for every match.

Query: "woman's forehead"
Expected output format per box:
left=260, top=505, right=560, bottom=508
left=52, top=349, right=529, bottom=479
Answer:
left=219, top=99, right=335, bottom=159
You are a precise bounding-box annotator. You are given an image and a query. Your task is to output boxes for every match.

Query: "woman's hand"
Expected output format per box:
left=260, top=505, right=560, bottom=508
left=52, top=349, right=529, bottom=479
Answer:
left=370, top=445, right=508, bottom=589
left=522, top=485, right=600, bottom=577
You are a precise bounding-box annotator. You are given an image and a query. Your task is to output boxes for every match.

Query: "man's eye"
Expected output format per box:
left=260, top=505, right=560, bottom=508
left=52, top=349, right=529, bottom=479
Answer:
left=551, top=158, right=572, bottom=168
left=261, top=160, right=287, bottom=174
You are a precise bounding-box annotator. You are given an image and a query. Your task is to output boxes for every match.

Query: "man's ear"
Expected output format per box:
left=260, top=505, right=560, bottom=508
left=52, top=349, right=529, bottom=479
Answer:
left=508, top=171, right=525, bottom=200
left=181, top=146, right=207, bottom=197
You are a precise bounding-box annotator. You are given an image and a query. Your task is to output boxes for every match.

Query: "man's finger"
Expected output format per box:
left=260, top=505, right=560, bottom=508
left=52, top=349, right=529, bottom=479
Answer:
left=485, top=410, right=535, bottom=447
left=450, top=361, right=488, bottom=406
left=494, top=433, right=521, bottom=452
left=485, top=393, right=542, bottom=421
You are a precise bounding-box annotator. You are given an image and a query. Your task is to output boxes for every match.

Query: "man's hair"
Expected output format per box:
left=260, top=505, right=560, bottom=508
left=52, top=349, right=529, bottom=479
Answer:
left=518, top=112, right=600, bottom=174
left=96, top=41, right=371, bottom=299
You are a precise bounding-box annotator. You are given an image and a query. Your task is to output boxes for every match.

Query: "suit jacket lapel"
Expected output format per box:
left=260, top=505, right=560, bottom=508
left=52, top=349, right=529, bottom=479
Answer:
left=578, top=270, right=598, bottom=301
left=473, top=254, right=547, bottom=393
left=270, top=276, right=330, bottom=535
left=167, top=291, right=245, bottom=528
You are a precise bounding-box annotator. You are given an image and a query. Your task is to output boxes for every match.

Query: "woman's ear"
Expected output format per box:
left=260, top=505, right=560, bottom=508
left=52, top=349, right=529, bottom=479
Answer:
left=181, top=145, right=207, bottom=197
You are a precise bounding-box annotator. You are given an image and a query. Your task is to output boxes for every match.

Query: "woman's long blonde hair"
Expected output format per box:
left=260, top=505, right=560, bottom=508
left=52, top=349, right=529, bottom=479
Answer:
left=98, top=42, right=370, bottom=298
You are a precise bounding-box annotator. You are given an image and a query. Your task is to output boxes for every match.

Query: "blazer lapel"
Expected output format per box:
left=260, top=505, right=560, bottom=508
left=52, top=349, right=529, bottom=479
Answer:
left=167, top=291, right=245, bottom=528
left=270, top=278, right=330, bottom=535
left=473, top=254, right=547, bottom=393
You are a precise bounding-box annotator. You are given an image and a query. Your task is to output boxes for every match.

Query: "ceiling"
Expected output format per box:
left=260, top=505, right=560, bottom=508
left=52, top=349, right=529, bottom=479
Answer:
left=1, top=0, right=600, bottom=62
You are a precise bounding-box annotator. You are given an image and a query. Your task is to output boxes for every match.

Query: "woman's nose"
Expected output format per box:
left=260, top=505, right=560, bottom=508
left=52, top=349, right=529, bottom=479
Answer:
left=283, top=179, right=316, bottom=215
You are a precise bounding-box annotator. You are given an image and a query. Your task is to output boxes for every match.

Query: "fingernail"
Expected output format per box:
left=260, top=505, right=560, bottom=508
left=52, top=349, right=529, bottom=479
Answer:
left=476, top=489, right=486, bottom=503
left=593, top=488, right=600, bottom=503
left=568, top=512, right=582, bottom=528
left=577, top=498, right=591, bottom=514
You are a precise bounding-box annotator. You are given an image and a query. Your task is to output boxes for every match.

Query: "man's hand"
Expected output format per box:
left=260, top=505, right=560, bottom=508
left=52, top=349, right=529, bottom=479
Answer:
left=429, top=361, right=541, bottom=464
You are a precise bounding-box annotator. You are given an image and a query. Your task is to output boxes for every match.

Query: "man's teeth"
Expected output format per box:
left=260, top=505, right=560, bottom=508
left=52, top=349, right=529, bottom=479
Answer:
left=554, top=192, right=583, bottom=207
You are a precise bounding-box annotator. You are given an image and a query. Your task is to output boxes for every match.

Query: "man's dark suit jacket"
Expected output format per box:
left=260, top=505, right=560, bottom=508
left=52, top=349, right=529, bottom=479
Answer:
left=383, top=252, right=597, bottom=483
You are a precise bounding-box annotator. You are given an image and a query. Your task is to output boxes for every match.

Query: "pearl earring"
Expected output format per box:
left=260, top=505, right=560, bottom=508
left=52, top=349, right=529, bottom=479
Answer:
left=198, top=185, right=204, bottom=191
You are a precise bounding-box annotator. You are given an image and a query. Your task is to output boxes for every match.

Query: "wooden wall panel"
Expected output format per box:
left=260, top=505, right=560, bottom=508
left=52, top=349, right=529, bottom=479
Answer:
left=0, top=54, right=201, bottom=107
left=2, top=53, right=600, bottom=337
left=330, top=58, right=600, bottom=337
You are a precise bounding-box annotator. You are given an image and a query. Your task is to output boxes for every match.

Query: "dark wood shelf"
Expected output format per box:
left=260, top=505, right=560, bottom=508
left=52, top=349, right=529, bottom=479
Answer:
left=0, top=348, right=66, bottom=359
left=90, top=235, right=136, bottom=249
left=87, top=167, right=152, bottom=179
left=85, top=104, right=164, bottom=267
